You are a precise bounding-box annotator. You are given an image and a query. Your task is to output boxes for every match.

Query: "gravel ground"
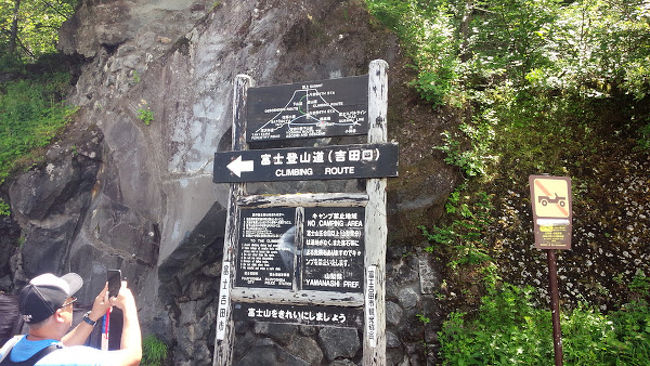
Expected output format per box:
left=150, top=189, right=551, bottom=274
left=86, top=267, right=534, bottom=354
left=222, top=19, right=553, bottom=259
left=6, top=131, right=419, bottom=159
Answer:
left=490, top=141, right=650, bottom=311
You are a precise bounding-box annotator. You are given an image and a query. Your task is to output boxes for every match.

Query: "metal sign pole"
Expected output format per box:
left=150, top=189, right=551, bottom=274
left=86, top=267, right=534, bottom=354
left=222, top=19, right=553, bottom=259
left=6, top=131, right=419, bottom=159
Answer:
left=546, top=249, right=563, bottom=366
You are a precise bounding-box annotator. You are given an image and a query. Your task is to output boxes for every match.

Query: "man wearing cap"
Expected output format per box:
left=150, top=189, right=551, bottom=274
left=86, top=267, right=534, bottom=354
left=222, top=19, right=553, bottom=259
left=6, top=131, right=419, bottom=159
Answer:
left=0, top=273, right=141, bottom=366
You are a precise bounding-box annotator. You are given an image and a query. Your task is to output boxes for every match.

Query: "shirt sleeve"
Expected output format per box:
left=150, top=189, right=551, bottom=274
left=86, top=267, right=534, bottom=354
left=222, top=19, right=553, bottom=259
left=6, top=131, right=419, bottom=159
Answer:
left=36, top=346, right=118, bottom=366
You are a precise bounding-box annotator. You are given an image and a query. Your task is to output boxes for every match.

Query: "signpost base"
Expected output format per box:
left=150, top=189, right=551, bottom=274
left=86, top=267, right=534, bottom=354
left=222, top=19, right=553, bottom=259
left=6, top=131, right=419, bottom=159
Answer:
left=546, top=249, right=563, bottom=366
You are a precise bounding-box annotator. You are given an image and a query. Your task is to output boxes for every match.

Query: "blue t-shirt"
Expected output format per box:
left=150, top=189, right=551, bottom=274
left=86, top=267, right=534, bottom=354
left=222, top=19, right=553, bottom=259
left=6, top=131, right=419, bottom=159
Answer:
left=1, top=336, right=114, bottom=366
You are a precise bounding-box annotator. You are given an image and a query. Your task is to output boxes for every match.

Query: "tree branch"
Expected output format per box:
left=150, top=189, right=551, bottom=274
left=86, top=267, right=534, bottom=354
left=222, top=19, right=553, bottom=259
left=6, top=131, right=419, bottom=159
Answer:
left=36, top=0, right=74, bottom=18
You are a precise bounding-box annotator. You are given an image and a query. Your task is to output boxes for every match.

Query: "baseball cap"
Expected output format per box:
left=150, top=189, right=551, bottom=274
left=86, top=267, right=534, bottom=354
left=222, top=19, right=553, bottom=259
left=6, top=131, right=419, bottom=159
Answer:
left=19, top=273, right=83, bottom=324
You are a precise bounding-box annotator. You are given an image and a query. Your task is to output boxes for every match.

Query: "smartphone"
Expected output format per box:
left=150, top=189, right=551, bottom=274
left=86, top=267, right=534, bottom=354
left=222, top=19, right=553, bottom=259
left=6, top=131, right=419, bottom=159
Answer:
left=107, top=269, right=121, bottom=298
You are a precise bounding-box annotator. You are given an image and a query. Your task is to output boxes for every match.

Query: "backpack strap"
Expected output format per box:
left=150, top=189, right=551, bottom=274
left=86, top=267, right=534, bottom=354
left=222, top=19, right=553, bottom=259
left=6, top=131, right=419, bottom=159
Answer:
left=0, top=336, right=22, bottom=364
left=0, top=343, right=62, bottom=366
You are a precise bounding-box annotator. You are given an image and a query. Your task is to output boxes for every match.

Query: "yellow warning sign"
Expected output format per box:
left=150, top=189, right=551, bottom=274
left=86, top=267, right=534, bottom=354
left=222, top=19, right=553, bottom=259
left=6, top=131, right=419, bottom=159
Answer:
left=530, top=176, right=571, bottom=218
left=529, top=175, right=573, bottom=250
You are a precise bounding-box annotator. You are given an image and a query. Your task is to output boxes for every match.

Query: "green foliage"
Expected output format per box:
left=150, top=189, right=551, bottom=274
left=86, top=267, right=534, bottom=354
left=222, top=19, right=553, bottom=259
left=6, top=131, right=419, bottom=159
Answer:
left=131, top=70, right=140, bottom=84
left=439, top=282, right=650, bottom=365
left=0, top=72, right=76, bottom=185
left=629, top=270, right=650, bottom=297
left=416, top=313, right=431, bottom=325
left=367, top=0, right=650, bottom=174
left=369, top=0, right=650, bottom=363
left=533, top=0, right=650, bottom=100
left=0, top=0, right=78, bottom=61
left=366, top=0, right=460, bottom=108
left=436, top=109, right=498, bottom=178
left=138, top=108, right=154, bottom=125
left=420, top=185, right=494, bottom=270
left=0, top=198, right=9, bottom=216
left=142, top=335, right=168, bottom=366
left=0, top=0, right=78, bottom=217
left=439, top=283, right=553, bottom=365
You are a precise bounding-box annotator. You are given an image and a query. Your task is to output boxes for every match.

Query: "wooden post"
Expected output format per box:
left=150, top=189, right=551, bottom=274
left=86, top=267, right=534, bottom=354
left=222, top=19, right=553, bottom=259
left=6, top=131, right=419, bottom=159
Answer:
left=212, top=74, right=253, bottom=366
left=363, top=59, right=389, bottom=366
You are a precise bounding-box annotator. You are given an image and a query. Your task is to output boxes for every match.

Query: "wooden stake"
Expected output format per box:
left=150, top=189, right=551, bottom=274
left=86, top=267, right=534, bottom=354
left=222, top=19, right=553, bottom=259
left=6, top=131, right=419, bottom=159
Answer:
left=363, top=59, right=389, bottom=366
left=212, top=74, right=253, bottom=366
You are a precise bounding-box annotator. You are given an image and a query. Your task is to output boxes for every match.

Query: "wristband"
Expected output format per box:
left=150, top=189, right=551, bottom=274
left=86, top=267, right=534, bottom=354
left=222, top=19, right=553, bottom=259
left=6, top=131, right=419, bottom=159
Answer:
left=82, top=311, right=97, bottom=326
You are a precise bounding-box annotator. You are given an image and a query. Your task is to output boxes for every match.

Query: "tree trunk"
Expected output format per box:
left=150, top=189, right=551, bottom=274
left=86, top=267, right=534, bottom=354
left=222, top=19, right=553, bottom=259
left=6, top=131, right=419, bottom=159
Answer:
left=8, top=0, right=22, bottom=55
left=458, top=0, right=474, bottom=63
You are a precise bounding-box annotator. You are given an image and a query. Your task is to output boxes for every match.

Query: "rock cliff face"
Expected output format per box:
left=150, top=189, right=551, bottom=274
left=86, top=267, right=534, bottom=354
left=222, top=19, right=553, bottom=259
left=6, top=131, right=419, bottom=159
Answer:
left=1, top=0, right=456, bottom=364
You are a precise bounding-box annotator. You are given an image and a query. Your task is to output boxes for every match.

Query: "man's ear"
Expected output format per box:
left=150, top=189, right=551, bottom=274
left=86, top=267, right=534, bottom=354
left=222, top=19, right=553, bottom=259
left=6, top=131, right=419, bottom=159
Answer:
left=53, top=308, right=67, bottom=323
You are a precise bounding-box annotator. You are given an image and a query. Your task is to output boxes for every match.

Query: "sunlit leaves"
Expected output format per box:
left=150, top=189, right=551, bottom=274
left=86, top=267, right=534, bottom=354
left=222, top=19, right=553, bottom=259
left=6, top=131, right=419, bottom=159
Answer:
left=0, top=73, right=75, bottom=184
left=0, top=0, right=77, bottom=61
left=530, top=0, right=650, bottom=99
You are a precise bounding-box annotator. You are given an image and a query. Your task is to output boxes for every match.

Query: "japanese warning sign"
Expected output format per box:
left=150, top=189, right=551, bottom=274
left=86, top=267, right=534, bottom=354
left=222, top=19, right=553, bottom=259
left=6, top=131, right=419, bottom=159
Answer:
left=233, top=302, right=363, bottom=328
left=234, top=207, right=366, bottom=293
left=236, top=208, right=295, bottom=289
left=302, top=207, right=365, bottom=293
left=529, top=175, right=573, bottom=250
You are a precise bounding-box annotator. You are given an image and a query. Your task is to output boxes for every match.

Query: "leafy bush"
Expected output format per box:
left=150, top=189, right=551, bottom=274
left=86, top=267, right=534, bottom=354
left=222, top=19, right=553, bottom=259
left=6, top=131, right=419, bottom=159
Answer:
left=439, top=283, right=553, bottom=365
left=138, top=108, right=154, bottom=125
left=367, top=0, right=650, bottom=173
left=420, top=184, right=494, bottom=270
left=0, top=72, right=76, bottom=187
left=142, top=335, right=169, bottom=366
left=439, top=282, right=650, bottom=365
left=366, top=0, right=460, bottom=108
left=0, top=199, right=10, bottom=215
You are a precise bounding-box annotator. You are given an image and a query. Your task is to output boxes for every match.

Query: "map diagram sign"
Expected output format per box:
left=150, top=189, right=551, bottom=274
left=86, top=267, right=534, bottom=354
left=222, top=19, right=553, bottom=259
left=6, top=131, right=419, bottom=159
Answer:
left=246, top=75, right=368, bottom=142
left=529, top=175, right=573, bottom=250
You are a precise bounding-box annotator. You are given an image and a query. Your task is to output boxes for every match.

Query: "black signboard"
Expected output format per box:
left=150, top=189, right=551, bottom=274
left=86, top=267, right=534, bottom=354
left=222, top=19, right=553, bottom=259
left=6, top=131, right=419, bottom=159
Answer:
left=213, top=143, right=398, bottom=183
left=301, top=207, right=364, bottom=293
left=236, top=208, right=296, bottom=289
left=233, top=302, right=363, bottom=328
left=246, top=75, right=368, bottom=142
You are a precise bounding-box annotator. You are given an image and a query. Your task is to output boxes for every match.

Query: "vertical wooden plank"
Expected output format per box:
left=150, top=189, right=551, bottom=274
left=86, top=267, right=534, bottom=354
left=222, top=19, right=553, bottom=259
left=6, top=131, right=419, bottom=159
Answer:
left=213, top=74, right=253, bottom=366
left=294, top=206, right=304, bottom=291
left=363, top=59, right=388, bottom=366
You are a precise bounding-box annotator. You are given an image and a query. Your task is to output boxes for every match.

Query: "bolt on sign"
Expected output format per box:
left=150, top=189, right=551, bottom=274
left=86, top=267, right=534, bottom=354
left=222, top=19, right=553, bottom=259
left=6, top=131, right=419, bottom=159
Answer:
left=529, top=175, right=573, bottom=250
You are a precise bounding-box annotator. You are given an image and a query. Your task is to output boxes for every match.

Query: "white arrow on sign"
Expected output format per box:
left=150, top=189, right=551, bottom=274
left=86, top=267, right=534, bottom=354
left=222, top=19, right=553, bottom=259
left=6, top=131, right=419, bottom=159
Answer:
left=226, top=156, right=254, bottom=177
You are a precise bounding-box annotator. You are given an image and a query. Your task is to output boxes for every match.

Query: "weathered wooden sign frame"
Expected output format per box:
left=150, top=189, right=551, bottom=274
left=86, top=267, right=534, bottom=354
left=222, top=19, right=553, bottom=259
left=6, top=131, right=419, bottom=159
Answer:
left=212, top=60, right=390, bottom=366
